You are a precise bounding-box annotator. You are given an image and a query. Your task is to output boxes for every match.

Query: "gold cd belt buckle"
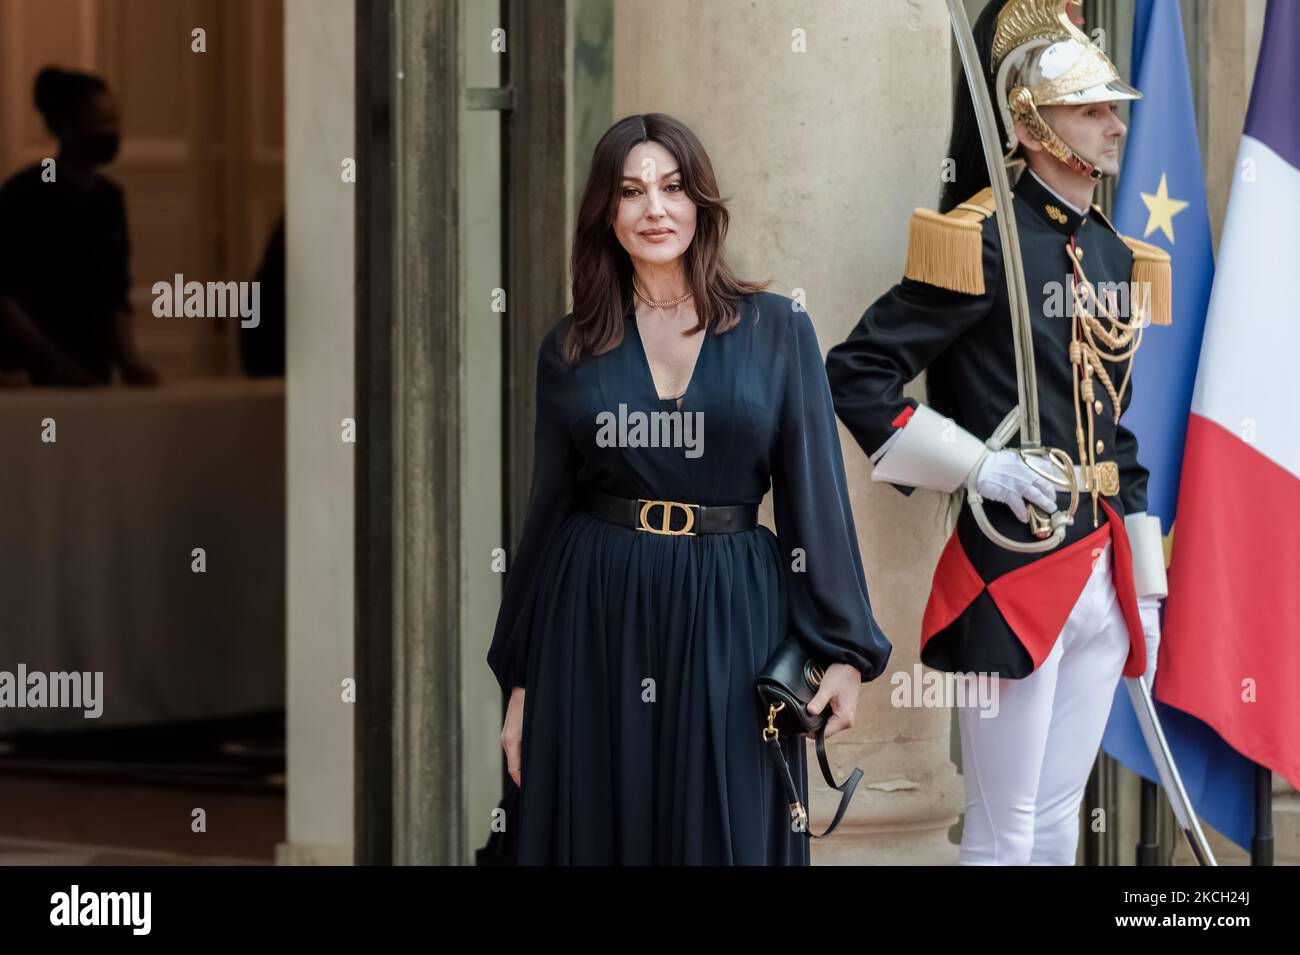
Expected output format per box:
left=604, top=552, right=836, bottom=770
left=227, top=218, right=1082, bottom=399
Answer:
left=636, top=498, right=697, bottom=535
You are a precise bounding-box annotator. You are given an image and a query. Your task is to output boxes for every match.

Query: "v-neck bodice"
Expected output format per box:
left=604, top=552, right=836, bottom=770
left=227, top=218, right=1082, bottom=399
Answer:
left=629, top=308, right=708, bottom=408
left=487, top=288, right=893, bottom=699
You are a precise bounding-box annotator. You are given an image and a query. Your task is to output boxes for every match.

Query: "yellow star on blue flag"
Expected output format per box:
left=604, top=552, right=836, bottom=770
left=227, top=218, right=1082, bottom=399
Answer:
left=1140, top=172, right=1190, bottom=243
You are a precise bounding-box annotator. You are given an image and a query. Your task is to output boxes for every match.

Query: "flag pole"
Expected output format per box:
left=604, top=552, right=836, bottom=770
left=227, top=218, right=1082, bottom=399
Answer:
left=1252, top=763, right=1273, bottom=865
left=1137, top=779, right=1159, bottom=864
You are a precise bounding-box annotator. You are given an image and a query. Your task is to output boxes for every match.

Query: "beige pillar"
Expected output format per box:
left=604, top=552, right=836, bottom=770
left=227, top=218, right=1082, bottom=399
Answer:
left=1203, top=0, right=1268, bottom=252
left=279, top=0, right=355, bottom=866
left=614, top=0, right=963, bottom=864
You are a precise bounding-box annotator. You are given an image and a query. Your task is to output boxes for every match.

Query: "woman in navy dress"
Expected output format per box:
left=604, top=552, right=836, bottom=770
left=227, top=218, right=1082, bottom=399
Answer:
left=487, top=113, right=891, bottom=864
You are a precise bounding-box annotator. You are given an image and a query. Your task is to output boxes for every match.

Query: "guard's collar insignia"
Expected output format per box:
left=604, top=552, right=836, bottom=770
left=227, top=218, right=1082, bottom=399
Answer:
left=1014, top=171, right=1087, bottom=236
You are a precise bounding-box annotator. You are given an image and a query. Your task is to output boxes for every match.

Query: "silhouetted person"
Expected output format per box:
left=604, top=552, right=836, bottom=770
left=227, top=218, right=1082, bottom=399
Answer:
left=239, top=215, right=285, bottom=377
left=0, top=66, right=156, bottom=386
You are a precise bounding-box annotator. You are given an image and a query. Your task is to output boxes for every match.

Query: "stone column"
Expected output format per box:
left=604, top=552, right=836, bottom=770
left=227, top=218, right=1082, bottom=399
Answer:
left=280, top=0, right=355, bottom=865
left=1203, top=0, right=1267, bottom=251
left=614, top=0, right=963, bottom=864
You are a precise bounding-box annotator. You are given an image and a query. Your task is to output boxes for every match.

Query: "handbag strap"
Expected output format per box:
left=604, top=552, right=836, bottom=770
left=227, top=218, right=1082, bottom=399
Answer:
left=764, top=723, right=863, bottom=839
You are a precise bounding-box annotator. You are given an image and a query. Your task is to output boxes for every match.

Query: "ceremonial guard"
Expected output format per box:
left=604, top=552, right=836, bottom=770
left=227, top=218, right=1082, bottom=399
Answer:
left=826, top=0, right=1174, bottom=864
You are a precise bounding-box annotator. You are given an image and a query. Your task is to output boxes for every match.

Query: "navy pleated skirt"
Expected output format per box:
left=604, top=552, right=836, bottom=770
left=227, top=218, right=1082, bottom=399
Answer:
left=517, top=510, right=810, bottom=865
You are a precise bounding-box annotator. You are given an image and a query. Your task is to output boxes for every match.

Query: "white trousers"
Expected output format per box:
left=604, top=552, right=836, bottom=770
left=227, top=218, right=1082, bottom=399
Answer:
left=957, top=539, right=1130, bottom=865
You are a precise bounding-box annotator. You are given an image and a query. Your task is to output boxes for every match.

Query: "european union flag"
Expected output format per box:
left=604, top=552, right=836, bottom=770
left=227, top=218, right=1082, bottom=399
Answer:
left=1100, top=0, right=1255, bottom=852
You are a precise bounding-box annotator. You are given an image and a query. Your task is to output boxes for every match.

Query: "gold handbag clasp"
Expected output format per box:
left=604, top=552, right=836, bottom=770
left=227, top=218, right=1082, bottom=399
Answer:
left=763, top=702, right=784, bottom=742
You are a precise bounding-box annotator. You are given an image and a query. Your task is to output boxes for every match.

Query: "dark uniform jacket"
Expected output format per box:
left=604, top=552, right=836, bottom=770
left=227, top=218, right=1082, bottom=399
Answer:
left=826, top=171, right=1169, bottom=678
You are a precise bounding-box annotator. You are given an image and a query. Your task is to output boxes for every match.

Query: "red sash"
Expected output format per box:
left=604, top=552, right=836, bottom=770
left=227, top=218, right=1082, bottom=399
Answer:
left=920, top=497, right=1146, bottom=675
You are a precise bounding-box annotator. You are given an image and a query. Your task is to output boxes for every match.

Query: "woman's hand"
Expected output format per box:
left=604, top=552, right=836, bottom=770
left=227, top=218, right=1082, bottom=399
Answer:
left=501, top=686, right=525, bottom=788
left=806, top=663, right=862, bottom=738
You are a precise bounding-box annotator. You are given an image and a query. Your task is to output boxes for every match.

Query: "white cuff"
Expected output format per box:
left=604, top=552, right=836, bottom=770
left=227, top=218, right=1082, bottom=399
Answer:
left=869, top=403, right=987, bottom=493
left=1125, top=511, right=1168, bottom=598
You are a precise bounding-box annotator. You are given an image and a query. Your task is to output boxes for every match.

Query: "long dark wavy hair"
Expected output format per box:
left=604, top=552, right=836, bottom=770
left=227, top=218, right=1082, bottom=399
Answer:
left=938, top=0, right=1015, bottom=215
left=564, top=113, right=767, bottom=365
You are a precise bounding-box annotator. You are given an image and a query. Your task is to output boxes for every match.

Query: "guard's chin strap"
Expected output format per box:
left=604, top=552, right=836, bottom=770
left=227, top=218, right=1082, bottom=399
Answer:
left=1032, top=118, right=1103, bottom=180
left=1062, top=150, right=1104, bottom=181
left=1009, top=86, right=1105, bottom=181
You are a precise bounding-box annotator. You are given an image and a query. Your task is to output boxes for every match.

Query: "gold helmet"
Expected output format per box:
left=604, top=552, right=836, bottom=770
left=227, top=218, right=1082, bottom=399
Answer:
left=991, top=0, right=1140, bottom=179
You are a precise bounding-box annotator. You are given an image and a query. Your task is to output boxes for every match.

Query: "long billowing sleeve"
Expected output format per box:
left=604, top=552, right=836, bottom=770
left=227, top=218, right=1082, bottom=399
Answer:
left=486, top=326, right=581, bottom=693
left=771, top=307, right=892, bottom=682
left=824, top=223, right=1003, bottom=495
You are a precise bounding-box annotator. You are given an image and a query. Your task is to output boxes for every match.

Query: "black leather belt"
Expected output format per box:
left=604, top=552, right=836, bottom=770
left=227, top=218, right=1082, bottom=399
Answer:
left=585, top=490, right=758, bottom=536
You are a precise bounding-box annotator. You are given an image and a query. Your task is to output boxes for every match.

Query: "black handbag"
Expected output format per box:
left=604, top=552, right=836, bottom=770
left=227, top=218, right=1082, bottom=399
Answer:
left=474, top=782, right=520, bottom=865
left=755, top=635, right=864, bottom=839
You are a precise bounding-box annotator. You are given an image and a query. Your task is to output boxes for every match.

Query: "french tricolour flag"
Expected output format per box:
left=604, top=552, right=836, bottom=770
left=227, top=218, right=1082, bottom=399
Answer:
left=1159, top=0, right=1300, bottom=794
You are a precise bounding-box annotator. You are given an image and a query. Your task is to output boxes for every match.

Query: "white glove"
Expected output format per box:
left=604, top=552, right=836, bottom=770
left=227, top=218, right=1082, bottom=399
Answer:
left=1138, top=594, right=1161, bottom=689
left=968, top=450, right=1060, bottom=523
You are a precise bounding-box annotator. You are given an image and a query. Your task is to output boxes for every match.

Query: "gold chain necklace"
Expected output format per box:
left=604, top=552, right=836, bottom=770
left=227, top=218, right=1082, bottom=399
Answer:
left=633, top=278, right=693, bottom=309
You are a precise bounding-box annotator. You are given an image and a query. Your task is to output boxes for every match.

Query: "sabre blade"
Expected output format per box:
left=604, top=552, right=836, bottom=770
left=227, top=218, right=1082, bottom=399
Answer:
left=1124, top=676, right=1218, bottom=866
left=944, top=0, right=1041, bottom=449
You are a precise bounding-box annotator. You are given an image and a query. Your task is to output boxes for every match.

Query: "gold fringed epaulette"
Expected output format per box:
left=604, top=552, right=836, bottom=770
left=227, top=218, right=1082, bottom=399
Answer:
left=1120, top=234, right=1172, bottom=326
left=1090, top=203, right=1119, bottom=234
left=903, top=187, right=994, bottom=295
